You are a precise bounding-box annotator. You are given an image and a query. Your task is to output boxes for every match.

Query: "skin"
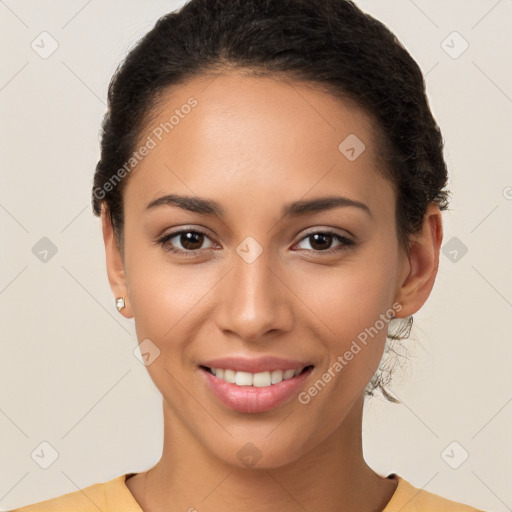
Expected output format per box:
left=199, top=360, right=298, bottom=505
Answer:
left=102, top=72, right=443, bottom=512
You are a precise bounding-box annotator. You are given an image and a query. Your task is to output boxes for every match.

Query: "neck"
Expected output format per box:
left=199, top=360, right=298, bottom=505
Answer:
left=133, top=395, right=397, bottom=512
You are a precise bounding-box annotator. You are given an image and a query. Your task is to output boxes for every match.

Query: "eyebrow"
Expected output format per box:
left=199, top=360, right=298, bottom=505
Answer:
left=145, top=193, right=372, bottom=219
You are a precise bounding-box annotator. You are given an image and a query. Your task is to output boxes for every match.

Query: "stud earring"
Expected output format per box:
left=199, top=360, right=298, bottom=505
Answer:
left=116, top=297, right=126, bottom=312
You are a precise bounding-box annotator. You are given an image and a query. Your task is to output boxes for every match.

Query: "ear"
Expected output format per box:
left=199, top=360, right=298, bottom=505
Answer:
left=101, top=206, right=133, bottom=319
left=394, top=202, right=443, bottom=318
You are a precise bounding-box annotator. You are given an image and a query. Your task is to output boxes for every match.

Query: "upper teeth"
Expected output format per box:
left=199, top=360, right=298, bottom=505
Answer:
left=209, top=367, right=305, bottom=387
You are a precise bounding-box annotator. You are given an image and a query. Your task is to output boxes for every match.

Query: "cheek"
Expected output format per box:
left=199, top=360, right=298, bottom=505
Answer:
left=293, top=255, right=397, bottom=340
left=291, top=250, right=398, bottom=387
left=124, top=260, right=213, bottom=394
left=124, top=232, right=223, bottom=352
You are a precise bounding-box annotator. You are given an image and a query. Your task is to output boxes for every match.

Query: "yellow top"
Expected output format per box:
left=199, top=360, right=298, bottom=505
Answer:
left=10, top=473, right=485, bottom=511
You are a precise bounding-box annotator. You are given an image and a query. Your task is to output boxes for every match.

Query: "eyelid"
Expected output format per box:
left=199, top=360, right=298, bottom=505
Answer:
left=297, top=226, right=354, bottom=241
left=156, top=225, right=214, bottom=242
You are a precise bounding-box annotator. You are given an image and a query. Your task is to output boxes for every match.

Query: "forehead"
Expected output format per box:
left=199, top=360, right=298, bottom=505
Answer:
left=124, top=72, right=394, bottom=221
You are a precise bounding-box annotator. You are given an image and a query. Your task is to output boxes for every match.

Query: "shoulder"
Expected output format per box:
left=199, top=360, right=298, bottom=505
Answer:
left=8, top=474, right=136, bottom=512
left=384, top=474, right=486, bottom=512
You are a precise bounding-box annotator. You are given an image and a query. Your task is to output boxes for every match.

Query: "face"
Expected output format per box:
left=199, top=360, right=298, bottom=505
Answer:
left=104, top=72, right=425, bottom=469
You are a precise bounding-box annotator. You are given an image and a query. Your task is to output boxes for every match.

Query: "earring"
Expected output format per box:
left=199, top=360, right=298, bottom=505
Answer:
left=116, top=297, right=126, bottom=312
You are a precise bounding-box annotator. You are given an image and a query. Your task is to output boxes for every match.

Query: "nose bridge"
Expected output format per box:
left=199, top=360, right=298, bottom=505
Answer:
left=216, top=239, right=292, bottom=340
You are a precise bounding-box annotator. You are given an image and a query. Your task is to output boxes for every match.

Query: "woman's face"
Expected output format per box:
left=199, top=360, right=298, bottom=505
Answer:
left=110, top=73, right=414, bottom=467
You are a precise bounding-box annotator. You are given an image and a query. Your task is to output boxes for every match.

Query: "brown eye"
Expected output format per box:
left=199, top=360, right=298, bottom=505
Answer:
left=176, top=231, right=205, bottom=251
left=307, top=233, right=335, bottom=251
left=295, top=231, right=354, bottom=254
left=158, top=228, right=215, bottom=256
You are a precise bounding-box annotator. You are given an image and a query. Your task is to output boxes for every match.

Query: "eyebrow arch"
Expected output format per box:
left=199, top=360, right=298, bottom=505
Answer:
left=281, top=195, right=372, bottom=219
left=145, top=194, right=372, bottom=219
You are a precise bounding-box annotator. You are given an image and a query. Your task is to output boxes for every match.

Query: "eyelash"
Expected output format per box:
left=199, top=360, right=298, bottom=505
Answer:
left=156, top=228, right=355, bottom=257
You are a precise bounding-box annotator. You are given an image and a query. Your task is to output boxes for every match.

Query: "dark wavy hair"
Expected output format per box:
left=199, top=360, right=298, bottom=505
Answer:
left=91, top=0, right=450, bottom=403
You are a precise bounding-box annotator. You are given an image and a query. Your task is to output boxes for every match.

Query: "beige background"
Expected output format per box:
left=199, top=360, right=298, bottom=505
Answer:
left=1, top=0, right=511, bottom=510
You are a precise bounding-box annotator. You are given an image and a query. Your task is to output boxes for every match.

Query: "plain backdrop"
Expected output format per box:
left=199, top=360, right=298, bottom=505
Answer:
left=1, top=1, right=511, bottom=510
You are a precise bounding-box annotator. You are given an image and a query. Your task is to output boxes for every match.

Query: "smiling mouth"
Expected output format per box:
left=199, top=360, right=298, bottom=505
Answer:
left=199, top=365, right=314, bottom=387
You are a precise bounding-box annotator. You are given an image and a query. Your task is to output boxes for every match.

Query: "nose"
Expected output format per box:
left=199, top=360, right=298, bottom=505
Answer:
left=214, top=247, right=294, bottom=343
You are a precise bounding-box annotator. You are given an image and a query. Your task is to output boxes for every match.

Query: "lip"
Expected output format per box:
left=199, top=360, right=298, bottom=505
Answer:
left=199, top=356, right=313, bottom=374
left=199, top=365, right=314, bottom=413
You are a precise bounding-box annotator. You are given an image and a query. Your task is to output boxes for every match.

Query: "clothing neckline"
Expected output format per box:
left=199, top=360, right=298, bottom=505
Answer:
left=119, top=472, right=404, bottom=511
